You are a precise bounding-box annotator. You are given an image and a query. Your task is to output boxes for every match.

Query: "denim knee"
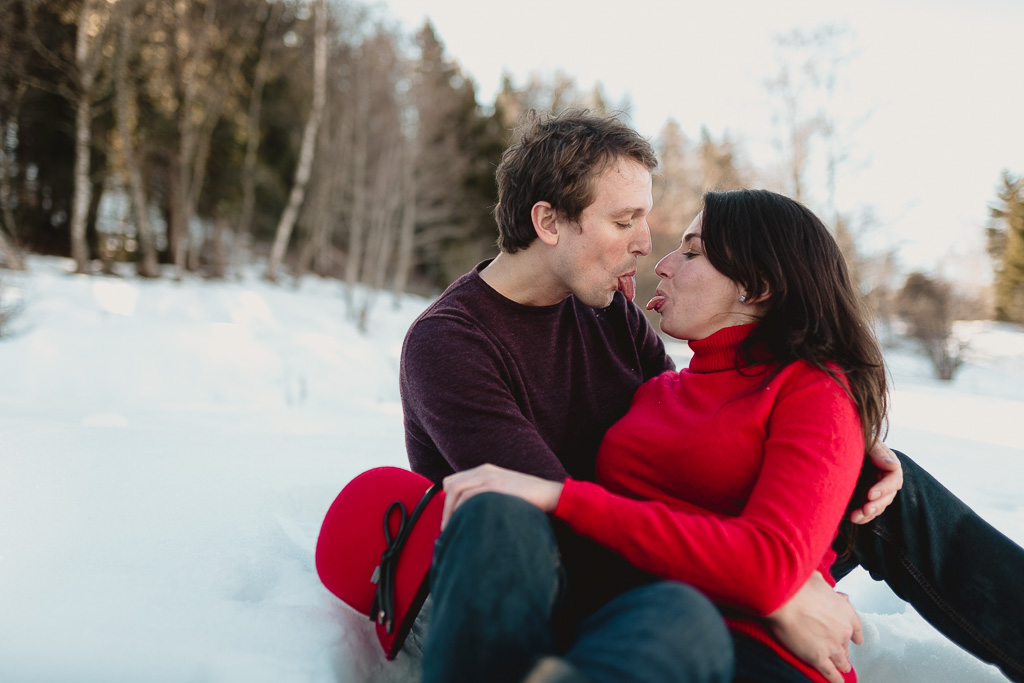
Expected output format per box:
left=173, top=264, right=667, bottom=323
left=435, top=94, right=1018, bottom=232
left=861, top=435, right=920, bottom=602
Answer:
left=424, top=492, right=564, bottom=683
left=434, top=491, right=557, bottom=569
left=568, top=580, right=734, bottom=683
left=644, top=582, right=734, bottom=683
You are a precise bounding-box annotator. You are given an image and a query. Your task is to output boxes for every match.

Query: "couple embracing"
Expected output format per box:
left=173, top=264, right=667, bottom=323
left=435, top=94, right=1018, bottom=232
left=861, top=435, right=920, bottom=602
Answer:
left=322, top=109, right=1024, bottom=683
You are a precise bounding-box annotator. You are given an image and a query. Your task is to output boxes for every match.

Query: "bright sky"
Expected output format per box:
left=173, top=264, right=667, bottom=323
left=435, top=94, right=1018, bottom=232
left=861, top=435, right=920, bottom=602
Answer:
left=377, top=0, right=1024, bottom=283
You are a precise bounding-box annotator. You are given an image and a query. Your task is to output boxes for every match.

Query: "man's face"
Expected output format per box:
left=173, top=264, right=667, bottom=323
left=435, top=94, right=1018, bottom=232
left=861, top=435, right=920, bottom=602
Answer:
left=552, top=158, right=654, bottom=308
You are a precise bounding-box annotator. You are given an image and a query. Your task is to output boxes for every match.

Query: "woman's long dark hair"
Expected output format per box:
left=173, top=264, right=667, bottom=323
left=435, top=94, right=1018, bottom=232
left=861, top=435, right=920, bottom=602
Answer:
left=700, top=189, right=888, bottom=452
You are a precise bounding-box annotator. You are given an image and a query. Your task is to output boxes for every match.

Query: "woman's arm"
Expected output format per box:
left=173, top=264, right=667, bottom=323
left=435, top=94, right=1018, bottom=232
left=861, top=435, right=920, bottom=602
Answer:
left=444, top=366, right=864, bottom=615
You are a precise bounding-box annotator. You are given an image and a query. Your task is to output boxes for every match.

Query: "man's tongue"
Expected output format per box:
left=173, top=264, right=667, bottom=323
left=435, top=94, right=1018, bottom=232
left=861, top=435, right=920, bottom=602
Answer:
left=617, top=275, right=635, bottom=302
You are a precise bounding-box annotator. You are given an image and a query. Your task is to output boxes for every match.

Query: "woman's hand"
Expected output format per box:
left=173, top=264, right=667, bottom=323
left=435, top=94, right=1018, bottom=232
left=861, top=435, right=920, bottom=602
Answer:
left=765, top=571, right=863, bottom=683
left=849, top=441, right=903, bottom=524
left=441, top=464, right=565, bottom=529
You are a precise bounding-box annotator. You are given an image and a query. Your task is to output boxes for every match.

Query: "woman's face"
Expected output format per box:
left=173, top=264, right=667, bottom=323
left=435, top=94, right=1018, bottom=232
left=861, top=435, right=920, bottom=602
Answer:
left=647, top=213, right=758, bottom=341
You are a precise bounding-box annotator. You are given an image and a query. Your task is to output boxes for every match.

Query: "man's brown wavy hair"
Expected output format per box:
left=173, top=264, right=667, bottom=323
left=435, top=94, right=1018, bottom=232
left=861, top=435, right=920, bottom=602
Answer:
left=493, top=109, right=657, bottom=254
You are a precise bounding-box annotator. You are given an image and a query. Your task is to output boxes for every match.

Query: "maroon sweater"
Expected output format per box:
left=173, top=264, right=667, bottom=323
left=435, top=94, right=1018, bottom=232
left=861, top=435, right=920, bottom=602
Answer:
left=400, top=260, right=673, bottom=485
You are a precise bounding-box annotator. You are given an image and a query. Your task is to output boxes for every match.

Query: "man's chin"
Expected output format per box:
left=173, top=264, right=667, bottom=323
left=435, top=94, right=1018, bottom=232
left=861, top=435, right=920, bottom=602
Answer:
left=595, top=290, right=619, bottom=309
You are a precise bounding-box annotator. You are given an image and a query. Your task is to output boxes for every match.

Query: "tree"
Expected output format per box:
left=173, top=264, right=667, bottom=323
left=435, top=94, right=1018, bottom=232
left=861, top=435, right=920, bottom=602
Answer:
left=764, top=25, right=892, bottom=306
left=638, top=121, right=746, bottom=313
left=68, top=0, right=114, bottom=273
left=234, top=0, right=283, bottom=271
left=395, top=21, right=494, bottom=290
left=266, top=0, right=327, bottom=282
left=143, top=0, right=262, bottom=279
left=19, top=0, right=118, bottom=273
left=0, top=273, right=24, bottom=337
left=765, top=25, right=854, bottom=206
left=698, top=127, right=745, bottom=193
left=112, top=0, right=158, bottom=277
left=0, top=3, right=29, bottom=270
left=3, top=1, right=94, bottom=260
left=987, top=171, right=1024, bottom=324
left=341, top=27, right=409, bottom=328
left=896, top=272, right=966, bottom=381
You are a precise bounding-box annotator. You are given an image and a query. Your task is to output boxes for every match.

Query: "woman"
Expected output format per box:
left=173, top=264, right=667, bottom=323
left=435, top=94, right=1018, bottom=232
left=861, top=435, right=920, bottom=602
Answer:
left=442, top=189, right=888, bottom=683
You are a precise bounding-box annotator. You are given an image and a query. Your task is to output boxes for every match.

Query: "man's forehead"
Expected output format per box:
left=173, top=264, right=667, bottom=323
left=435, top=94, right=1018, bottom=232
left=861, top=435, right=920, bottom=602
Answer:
left=590, top=159, right=653, bottom=212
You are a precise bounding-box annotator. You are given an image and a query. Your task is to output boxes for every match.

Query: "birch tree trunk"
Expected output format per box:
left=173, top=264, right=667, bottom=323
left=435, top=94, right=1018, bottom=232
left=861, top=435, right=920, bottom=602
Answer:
left=356, top=144, right=403, bottom=331
left=170, top=0, right=213, bottom=280
left=265, top=0, right=327, bottom=282
left=70, top=0, right=100, bottom=274
left=343, top=79, right=369, bottom=313
left=294, top=161, right=334, bottom=279
left=0, top=92, right=26, bottom=270
left=0, top=229, right=24, bottom=270
left=390, top=144, right=416, bottom=301
left=114, top=12, right=159, bottom=278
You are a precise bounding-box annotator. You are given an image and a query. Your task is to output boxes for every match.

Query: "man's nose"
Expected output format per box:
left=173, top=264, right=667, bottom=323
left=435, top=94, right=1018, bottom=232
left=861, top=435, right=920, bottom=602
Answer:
left=633, top=222, right=652, bottom=256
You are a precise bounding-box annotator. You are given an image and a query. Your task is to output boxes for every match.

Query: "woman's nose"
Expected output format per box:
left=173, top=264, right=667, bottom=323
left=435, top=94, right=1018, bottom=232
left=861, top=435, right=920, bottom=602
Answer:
left=654, top=251, right=676, bottom=279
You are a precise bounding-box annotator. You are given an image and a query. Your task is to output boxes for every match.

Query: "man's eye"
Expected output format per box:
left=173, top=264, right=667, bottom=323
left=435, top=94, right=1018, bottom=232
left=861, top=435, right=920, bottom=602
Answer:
left=616, top=222, right=632, bottom=229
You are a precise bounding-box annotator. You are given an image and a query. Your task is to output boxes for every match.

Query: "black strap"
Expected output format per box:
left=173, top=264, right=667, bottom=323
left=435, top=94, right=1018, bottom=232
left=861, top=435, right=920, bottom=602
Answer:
left=369, top=484, right=441, bottom=634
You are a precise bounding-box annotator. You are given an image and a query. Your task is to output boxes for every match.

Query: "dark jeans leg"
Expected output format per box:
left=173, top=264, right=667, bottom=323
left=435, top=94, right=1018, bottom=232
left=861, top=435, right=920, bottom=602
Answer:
left=423, top=492, right=562, bottom=683
left=732, top=635, right=811, bottom=683
left=565, top=581, right=734, bottom=683
left=832, top=450, right=1024, bottom=682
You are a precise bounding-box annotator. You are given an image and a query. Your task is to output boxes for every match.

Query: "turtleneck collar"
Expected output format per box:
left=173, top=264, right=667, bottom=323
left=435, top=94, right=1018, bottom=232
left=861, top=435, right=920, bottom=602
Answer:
left=687, top=324, right=762, bottom=373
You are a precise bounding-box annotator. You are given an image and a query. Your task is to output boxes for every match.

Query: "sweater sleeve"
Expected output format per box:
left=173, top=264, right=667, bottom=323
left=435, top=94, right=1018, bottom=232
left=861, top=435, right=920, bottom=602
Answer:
left=553, top=367, right=864, bottom=615
left=401, top=313, right=569, bottom=483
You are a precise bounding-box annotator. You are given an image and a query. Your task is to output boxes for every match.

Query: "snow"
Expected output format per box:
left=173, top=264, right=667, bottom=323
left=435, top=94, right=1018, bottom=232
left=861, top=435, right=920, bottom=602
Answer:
left=1, top=256, right=1021, bottom=683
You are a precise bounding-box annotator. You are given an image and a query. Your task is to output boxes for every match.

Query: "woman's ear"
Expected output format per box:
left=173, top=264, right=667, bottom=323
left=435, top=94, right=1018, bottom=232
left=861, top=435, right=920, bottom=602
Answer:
left=532, top=201, right=560, bottom=246
left=750, top=285, right=771, bottom=304
left=739, top=281, right=772, bottom=305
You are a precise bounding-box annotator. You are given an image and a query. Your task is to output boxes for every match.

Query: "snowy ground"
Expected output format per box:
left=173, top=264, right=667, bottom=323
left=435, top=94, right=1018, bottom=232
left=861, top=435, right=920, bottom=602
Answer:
left=1, top=256, right=1021, bottom=683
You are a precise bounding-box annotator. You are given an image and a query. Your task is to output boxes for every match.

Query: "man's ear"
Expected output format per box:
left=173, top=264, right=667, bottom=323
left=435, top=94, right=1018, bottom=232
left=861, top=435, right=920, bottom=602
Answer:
left=532, top=201, right=560, bottom=246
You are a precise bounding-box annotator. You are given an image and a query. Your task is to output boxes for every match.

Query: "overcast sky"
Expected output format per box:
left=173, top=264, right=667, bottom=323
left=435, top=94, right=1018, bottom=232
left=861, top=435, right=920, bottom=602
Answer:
left=375, top=0, right=1024, bottom=283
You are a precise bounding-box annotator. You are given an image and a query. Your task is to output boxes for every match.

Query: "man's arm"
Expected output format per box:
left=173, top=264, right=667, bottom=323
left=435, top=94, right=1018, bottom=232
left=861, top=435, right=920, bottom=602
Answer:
left=849, top=440, right=903, bottom=524
left=401, top=314, right=568, bottom=481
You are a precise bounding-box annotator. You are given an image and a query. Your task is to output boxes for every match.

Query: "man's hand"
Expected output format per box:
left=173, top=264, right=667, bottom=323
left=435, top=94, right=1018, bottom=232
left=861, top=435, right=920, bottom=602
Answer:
left=849, top=441, right=903, bottom=524
left=441, top=464, right=564, bottom=529
left=765, top=572, right=863, bottom=683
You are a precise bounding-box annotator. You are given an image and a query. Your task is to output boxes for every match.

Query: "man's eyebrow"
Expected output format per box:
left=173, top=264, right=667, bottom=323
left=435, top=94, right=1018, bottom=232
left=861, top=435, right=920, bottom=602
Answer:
left=610, top=205, right=649, bottom=217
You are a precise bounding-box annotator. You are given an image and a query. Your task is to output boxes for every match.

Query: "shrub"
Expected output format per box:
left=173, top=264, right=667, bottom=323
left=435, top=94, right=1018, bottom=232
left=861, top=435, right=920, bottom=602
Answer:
left=895, top=272, right=966, bottom=381
left=0, top=275, right=24, bottom=339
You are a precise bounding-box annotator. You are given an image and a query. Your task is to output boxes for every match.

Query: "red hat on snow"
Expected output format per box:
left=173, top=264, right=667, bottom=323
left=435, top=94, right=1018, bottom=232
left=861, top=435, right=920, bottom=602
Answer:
left=316, top=466, right=445, bottom=660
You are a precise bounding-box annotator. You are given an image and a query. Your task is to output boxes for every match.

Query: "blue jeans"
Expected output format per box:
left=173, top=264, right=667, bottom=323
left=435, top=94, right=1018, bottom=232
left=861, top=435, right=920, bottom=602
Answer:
left=832, top=450, right=1024, bottom=682
left=732, top=635, right=810, bottom=683
left=423, top=492, right=734, bottom=683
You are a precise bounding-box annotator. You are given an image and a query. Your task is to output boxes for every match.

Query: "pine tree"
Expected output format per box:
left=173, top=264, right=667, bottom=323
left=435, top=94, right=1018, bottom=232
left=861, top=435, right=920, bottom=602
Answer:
left=402, top=21, right=494, bottom=288
left=987, top=171, right=1024, bottom=323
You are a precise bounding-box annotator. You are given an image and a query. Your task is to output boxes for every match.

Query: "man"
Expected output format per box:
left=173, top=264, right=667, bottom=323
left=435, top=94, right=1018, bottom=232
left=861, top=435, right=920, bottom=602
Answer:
left=400, top=109, right=1023, bottom=683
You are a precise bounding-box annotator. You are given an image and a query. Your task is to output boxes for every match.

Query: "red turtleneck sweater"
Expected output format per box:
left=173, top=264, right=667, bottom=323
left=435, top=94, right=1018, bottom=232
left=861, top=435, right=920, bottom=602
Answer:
left=553, top=324, right=864, bottom=683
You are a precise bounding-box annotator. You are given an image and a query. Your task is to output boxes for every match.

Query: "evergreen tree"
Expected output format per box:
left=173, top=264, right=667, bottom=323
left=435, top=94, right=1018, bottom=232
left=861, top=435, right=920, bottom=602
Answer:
left=987, top=171, right=1024, bottom=323
left=405, top=21, right=497, bottom=288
